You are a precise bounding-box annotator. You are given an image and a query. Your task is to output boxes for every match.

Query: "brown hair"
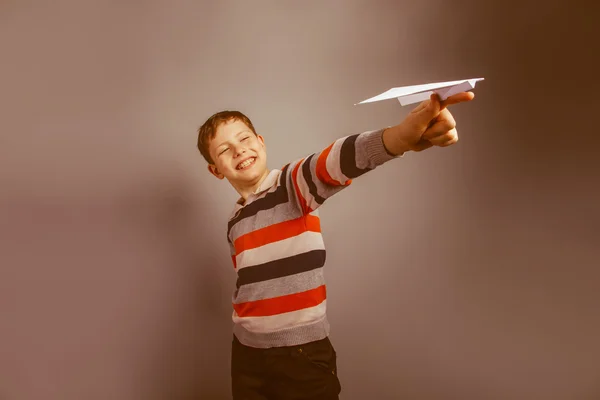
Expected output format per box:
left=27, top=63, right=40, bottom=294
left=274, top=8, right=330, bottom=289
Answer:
left=197, top=110, right=257, bottom=164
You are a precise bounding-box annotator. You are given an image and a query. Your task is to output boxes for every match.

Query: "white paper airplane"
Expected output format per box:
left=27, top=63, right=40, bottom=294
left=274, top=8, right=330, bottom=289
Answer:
left=356, top=77, right=484, bottom=106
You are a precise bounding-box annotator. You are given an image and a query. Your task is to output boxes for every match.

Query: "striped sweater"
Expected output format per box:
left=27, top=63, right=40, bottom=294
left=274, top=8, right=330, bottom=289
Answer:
left=227, top=127, right=400, bottom=348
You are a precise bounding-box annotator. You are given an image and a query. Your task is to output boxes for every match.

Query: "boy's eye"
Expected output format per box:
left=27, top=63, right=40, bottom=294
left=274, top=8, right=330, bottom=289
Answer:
left=241, top=137, right=249, bottom=141
left=219, top=148, right=229, bottom=155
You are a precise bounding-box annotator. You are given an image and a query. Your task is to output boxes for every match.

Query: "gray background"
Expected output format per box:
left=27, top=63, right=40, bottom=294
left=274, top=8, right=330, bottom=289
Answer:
left=1, top=1, right=599, bottom=399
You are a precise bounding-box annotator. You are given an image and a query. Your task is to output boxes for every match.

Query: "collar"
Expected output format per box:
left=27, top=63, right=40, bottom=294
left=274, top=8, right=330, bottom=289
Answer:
left=230, top=169, right=281, bottom=217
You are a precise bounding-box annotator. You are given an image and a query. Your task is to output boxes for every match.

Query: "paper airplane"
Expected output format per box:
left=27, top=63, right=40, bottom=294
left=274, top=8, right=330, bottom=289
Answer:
left=356, top=78, right=484, bottom=106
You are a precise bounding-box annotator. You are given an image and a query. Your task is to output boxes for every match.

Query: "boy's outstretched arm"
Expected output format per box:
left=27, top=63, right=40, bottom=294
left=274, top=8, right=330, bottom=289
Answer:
left=287, top=92, right=475, bottom=214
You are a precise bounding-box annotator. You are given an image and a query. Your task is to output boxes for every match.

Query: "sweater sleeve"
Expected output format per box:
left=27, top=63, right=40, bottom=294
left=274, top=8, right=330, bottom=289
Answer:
left=285, top=127, right=401, bottom=215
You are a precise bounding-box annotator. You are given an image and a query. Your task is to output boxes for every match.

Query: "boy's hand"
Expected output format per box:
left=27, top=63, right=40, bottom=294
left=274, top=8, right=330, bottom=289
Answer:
left=382, top=91, right=475, bottom=155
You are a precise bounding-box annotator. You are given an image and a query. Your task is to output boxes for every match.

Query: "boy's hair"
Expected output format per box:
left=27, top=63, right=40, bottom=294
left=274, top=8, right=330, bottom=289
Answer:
left=197, top=110, right=257, bottom=164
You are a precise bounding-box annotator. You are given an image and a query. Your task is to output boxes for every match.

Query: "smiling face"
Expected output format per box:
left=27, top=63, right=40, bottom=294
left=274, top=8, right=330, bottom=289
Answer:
left=207, top=119, right=269, bottom=198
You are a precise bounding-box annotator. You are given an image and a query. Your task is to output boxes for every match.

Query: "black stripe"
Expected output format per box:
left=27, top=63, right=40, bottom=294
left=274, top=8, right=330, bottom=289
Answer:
left=236, top=249, right=326, bottom=288
left=227, top=164, right=290, bottom=238
left=301, top=154, right=326, bottom=205
left=340, top=134, right=372, bottom=179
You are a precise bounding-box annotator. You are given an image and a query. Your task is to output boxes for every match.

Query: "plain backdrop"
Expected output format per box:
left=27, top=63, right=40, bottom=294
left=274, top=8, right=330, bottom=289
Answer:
left=1, top=1, right=599, bottom=399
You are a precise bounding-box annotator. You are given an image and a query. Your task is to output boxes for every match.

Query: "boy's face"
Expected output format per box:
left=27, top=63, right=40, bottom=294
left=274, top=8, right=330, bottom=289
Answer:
left=207, top=119, right=268, bottom=190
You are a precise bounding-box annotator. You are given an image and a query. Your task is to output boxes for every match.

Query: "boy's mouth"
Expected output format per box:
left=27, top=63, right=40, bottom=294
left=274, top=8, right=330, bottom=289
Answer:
left=236, top=157, right=256, bottom=170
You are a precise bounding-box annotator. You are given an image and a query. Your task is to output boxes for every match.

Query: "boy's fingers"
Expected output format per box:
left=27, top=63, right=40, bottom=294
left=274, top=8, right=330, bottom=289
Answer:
left=412, top=139, right=433, bottom=152
left=422, top=109, right=456, bottom=140
left=410, top=94, right=441, bottom=127
left=440, top=92, right=475, bottom=110
left=408, top=91, right=472, bottom=134
left=410, top=99, right=430, bottom=114
left=428, top=128, right=458, bottom=146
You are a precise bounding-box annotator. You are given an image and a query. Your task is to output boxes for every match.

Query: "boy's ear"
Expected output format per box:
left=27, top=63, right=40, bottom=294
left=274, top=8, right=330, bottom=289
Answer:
left=207, top=164, right=225, bottom=179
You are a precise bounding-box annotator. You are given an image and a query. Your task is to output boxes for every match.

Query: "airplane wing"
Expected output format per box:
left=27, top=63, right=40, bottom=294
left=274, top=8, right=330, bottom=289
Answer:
left=356, top=78, right=484, bottom=106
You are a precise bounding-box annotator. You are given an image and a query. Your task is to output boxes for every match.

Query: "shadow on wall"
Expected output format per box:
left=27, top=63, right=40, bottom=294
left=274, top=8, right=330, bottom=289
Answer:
left=0, top=174, right=233, bottom=400
left=119, top=175, right=234, bottom=399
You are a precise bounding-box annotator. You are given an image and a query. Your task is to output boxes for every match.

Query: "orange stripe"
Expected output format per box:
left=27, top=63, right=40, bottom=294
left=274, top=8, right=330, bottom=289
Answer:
left=292, top=159, right=311, bottom=214
left=231, top=255, right=237, bottom=269
left=234, top=214, right=321, bottom=254
left=316, top=144, right=342, bottom=186
left=233, top=285, right=326, bottom=317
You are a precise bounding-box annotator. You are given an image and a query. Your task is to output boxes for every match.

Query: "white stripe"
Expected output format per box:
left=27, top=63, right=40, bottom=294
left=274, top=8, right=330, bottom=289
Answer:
left=235, top=230, right=325, bottom=270
left=325, top=138, right=350, bottom=184
left=233, top=267, right=325, bottom=304
left=232, top=300, right=327, bottom=333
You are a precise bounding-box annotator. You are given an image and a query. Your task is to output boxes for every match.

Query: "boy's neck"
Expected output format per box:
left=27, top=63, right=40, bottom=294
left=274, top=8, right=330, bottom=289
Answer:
left=234, top=168, right=271, bottom=204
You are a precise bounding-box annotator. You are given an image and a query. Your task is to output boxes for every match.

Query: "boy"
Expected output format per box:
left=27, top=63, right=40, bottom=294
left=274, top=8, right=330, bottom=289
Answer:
left=196, top=92, right=475, bottom=399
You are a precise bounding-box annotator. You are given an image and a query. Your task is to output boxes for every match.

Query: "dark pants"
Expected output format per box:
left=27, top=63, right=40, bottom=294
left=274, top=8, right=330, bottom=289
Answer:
left=231, top=335, right=342, bottom=399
